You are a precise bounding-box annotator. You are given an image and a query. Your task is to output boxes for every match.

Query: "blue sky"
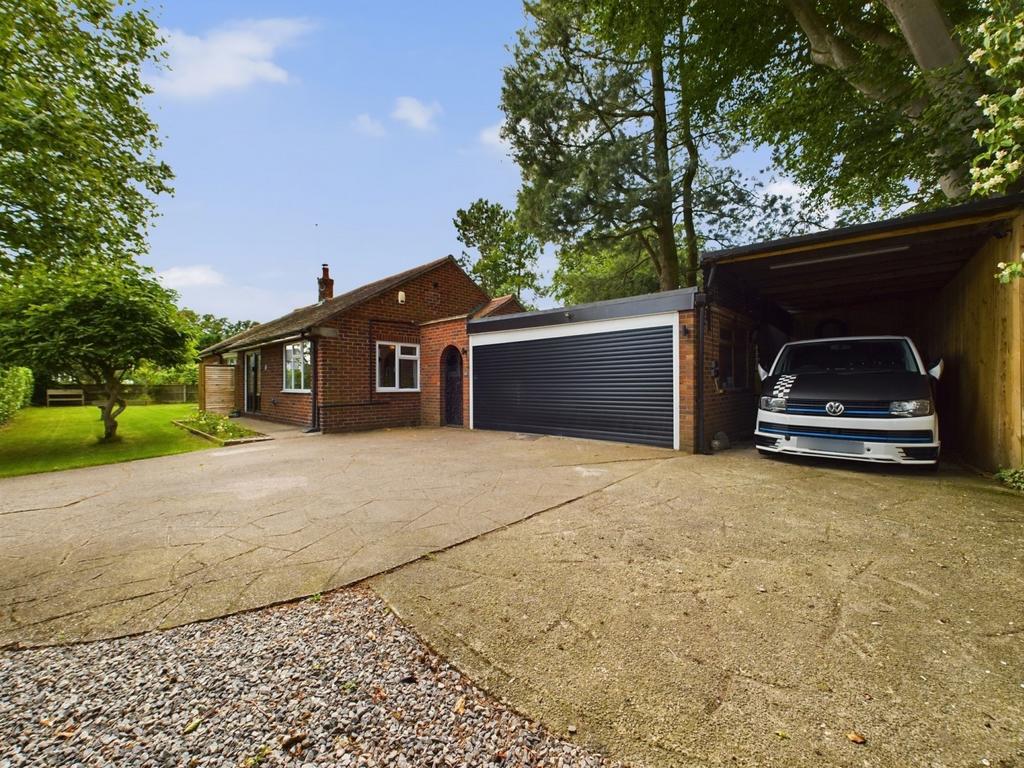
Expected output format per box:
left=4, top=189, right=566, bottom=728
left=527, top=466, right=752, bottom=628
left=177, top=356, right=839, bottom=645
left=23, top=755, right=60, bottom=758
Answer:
left=145, top=2, right=529, bottom=321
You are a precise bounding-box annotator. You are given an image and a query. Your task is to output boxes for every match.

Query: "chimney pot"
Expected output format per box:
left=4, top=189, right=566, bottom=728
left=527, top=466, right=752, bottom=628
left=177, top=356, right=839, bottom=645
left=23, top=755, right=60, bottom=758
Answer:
left=318, top=264, right=334, bottom=301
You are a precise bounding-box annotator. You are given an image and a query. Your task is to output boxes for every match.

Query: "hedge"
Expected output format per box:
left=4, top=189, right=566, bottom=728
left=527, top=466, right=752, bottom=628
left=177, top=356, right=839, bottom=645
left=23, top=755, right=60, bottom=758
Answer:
left=0, top=366, right=33, bottom=425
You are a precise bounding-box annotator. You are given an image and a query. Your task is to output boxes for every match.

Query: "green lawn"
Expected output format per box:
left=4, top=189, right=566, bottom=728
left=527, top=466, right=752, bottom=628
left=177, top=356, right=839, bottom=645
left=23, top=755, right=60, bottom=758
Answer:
left=0, top=404, right=212, bottom=478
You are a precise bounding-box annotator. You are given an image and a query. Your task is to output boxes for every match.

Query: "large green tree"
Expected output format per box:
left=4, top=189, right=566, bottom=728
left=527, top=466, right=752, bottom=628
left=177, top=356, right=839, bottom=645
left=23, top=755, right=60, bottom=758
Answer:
left=502, top=0, right=828, bottom=294
left=0, top=261, right=193, bottom=439
left=453, top=198, right=544, bottom=302
left=707, top=0, right=1000, bottom=211
left=182, top=311, right=259, bottom=352
left=0, top=0, right=172, bottom=272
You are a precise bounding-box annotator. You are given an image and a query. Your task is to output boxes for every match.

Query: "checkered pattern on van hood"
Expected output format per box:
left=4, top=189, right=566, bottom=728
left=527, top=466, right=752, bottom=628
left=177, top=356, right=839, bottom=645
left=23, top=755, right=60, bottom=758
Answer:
left=771, top=375, right=797, bottom=398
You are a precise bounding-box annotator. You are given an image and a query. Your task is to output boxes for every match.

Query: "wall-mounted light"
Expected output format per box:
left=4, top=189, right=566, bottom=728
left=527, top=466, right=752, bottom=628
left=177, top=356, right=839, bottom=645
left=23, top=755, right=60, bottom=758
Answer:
left=398, top=290, right=406, bottom=304
left=681, top=325, right=690, bottom=337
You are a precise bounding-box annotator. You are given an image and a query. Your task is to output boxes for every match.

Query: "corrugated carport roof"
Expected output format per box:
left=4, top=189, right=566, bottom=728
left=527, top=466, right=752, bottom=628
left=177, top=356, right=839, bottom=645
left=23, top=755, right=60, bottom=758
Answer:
left=702, top=194, right=1024, bottom=313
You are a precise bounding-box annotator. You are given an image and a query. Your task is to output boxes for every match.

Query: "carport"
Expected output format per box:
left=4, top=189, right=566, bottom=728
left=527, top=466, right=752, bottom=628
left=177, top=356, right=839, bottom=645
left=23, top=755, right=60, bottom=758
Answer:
left=702, top=194, right=1024, bottom=470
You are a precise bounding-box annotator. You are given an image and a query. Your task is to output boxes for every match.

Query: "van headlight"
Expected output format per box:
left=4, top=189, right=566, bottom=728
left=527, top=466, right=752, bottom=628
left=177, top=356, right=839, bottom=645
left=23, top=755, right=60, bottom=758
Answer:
left=760, top=396, right=787, bottom=412
left=889, top=399, right=933, bottom=417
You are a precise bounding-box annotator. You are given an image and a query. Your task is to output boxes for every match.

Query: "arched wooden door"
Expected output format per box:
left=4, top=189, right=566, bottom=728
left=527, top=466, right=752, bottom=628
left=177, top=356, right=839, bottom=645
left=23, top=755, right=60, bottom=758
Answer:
left=442, top=347, right=463, bottom=426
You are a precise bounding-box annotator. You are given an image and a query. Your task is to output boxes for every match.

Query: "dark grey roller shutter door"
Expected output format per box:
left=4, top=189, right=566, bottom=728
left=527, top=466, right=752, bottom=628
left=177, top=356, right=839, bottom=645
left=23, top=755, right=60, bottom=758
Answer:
left=472, top=325, right=675, bottom=447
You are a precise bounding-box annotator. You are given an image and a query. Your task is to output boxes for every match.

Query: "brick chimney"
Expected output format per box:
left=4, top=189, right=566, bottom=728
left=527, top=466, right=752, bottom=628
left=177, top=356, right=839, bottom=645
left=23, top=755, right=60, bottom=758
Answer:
left=318, top=264, right=334, bottom=302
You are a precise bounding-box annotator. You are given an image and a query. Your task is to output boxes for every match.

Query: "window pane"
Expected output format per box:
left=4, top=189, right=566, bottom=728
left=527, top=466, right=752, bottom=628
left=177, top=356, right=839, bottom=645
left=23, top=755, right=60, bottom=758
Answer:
left=301, top=343, right=311, bottom=390
left=400, top=345, right=417, bottom=357
left=378, top=344, right=396, bottom=388
left=399, top=357, right=417, bottom=389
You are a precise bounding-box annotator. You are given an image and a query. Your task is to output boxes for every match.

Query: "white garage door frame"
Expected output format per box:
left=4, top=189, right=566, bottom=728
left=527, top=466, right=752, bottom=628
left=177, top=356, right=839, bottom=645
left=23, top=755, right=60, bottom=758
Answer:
left=468, top=311, right=680, bottom=450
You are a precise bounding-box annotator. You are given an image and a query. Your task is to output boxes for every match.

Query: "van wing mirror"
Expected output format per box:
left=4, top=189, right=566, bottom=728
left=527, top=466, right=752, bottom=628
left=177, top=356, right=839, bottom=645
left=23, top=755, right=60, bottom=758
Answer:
left=927, top=358, right=944, bottom=381
left=757, top=364, right=769, bottom=381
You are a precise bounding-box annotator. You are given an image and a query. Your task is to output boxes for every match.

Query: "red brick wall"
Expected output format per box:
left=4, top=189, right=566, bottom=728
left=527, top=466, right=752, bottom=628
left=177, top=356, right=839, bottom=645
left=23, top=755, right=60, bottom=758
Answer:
left=317, top=260, right=488, bottom=433
left=419, top=318, right=469, bottom=428
left=701, top=304, right=758, bottom=448
left=244, top=341, right=314, bottom=426
left=678, top=310, right=697, bottom=452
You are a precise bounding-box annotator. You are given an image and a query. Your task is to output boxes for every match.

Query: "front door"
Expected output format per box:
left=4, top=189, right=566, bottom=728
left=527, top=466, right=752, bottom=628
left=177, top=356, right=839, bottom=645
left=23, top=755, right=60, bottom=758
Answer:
left=442, top=347, right=463, bottom=426
left=245, top=351, right=260, bottom=412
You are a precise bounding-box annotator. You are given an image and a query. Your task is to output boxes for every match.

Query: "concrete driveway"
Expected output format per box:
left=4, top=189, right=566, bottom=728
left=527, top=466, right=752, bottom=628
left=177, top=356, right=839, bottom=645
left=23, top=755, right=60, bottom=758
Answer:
left=373, top=450, right=1024, bottom=768
left=0, top=427, right=668, bottom=647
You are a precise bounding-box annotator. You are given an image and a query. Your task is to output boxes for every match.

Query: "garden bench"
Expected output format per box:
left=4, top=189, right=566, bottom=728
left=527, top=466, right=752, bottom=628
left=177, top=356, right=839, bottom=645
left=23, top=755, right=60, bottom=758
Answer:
left=45, top=388, right=85, bottom=406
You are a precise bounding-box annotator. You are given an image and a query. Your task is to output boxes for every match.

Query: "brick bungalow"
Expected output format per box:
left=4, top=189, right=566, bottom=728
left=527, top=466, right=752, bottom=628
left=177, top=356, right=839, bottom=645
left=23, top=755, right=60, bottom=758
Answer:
left=200, top=194, right=1023, bottom=470
left=197, top=257, right=523, bottom=432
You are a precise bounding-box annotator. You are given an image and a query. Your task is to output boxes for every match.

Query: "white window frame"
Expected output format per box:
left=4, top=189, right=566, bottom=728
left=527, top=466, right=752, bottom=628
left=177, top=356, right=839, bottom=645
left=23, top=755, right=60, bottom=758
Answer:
left=376, top=341, right=420, bottom=392
left=282, top=340, right=312, bottom=393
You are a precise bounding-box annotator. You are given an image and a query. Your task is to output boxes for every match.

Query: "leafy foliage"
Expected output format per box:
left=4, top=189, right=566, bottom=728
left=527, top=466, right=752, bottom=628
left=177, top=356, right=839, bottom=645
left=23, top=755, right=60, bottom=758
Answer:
left=0, top=366, right=33, bottom=425
left=501, top=0, right=833, bottom=297
left=453, top=198, right=544, bottom=303
left=183, top=311, right=259, bottom=352
left=969, top=8, right=1024, bottom=196
left=717, top=0, right=993, bottom=211
left=0, top=0, right=172, bottom=272
left=551, top=240, right=659, bottom=305
left=995, top=466, right=1024, bottom=491
left=131, top=360, right=198, bottom=385
left=178, top=410, right=260, bottom=441
left=0, top=260, right=193, bottom=439
left=503, top=0, right=688, bottom=289
left=130, top=313, right=258, bottom=384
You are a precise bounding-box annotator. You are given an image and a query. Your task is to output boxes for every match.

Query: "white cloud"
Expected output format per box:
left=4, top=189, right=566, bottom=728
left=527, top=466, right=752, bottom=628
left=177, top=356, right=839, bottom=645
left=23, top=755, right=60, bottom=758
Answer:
left=391, top=96, right=442, bottom=131
left=479, top=122, right=510, bottom=155
left=764, top=179, right=803, bottom=199
left=352, top=113, right=386, bottom=137
left=152, top=18, right=314, bottom=100
left=158, top=265, right=226, bottom=289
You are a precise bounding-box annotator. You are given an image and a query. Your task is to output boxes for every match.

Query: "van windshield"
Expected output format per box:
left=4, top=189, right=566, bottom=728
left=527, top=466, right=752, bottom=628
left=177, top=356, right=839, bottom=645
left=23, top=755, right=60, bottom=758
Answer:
left=774, top=339, right=918, bottom=375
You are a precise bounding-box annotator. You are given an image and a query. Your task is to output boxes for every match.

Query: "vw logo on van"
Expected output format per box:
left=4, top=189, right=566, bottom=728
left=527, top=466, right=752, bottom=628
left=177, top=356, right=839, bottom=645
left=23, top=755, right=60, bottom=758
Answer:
left=825, top=401, right=845, bottom=416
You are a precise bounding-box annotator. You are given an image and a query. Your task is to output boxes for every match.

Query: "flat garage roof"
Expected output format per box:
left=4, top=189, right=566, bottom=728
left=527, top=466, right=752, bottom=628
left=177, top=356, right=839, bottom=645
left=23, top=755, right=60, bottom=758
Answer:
left=702, top=193, right=1024, bottom=313
left=467, top=287, right=696, bottom=334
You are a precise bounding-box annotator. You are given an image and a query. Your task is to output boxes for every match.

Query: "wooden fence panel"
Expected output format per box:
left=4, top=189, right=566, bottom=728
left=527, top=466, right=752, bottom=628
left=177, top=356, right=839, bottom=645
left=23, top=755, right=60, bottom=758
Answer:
left=202, top=366, right=235, bottom=415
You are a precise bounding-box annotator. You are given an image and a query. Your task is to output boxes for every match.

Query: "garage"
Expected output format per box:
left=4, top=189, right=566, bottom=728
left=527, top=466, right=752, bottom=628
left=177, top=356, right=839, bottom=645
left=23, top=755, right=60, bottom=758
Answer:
left=468, top=291, right=694, bottom=449
left=700, top=194, right=1024, bottom=471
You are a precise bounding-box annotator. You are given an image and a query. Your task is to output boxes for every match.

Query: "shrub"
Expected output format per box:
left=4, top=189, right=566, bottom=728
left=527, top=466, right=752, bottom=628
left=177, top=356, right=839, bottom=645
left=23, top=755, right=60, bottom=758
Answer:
left=995, top=467, right=1024, bottom=492
left=0, top=367, right=33, bottom=425
left=179, top=410, right=259, bottom=440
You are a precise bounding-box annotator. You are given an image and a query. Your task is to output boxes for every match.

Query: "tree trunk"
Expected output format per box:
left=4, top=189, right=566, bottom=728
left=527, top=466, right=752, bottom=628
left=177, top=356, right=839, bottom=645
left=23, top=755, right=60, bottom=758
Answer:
left=880, top=0, right=963, bottom=72
left=649, top=40, right=680, bottom=292
left=677, top=69, right=700, bottom=287
left=880, top=0, right=977, bottom=197
left=100, top=373, right=126, bottom=441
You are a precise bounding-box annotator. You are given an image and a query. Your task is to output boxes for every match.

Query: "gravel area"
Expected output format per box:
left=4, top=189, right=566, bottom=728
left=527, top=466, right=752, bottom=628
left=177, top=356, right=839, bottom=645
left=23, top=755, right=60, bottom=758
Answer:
left=0, top=588, right=619, bottom=767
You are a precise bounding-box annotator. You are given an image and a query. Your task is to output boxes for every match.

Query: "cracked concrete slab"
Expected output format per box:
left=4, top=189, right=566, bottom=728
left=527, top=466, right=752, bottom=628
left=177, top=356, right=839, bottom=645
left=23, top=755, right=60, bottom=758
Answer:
left=0, top=427, right=669, bottom=647
left=372, top=449, right=1024, bottom=768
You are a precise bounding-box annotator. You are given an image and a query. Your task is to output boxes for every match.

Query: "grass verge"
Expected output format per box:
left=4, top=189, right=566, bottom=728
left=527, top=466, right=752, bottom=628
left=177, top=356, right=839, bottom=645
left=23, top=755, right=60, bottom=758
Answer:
left=0, top=404, right=210, bottom=478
